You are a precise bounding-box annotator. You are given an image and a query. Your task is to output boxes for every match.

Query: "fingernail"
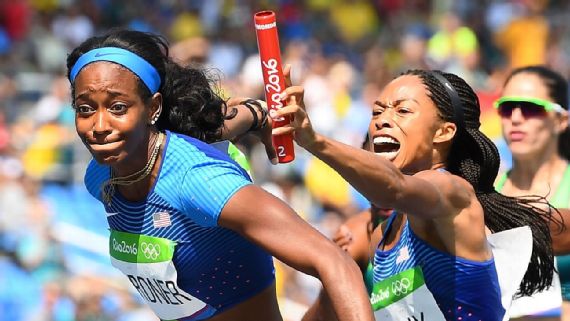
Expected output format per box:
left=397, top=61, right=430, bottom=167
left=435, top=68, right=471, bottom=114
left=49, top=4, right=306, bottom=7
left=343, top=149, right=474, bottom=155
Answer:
left=278, top=92, right=286, bottom=100
left=271, top=158, right=278, bottom=165
left=269, top=109, right=278, bottom=119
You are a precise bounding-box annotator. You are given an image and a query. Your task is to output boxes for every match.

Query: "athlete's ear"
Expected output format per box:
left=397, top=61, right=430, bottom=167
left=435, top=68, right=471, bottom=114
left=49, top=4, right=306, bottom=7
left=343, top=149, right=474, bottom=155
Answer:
left=433, top=121, right=457, bottom=144
left=555, top=110, right=568, bottom=134
left=149, top=93, right=163, bottom=125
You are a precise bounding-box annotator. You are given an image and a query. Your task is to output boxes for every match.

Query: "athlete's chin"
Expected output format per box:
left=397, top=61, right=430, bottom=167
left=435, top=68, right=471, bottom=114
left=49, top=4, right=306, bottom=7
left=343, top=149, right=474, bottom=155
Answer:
left=91, top=151, right=124, bottom=166
left=392, top=156, right=416, bottom=174
left=509, top=145, right=536, bottom=160
left=389, top=153, right=404, bottom=168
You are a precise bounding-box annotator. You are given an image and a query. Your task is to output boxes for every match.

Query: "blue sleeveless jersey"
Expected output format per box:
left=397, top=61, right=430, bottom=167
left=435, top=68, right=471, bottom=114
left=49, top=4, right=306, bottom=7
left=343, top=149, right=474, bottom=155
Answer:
left=373, top=214, right=505, bottom=321
left=84, top=131, right=275, bottom=320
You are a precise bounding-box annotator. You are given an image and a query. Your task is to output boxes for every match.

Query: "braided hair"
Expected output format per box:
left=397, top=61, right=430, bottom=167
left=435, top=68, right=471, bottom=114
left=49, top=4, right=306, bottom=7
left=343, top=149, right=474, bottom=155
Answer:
left=66, top=29, right=228, bottom=143
left=404, top=69, right=560, bottom=296
left=504, top=65, right=570, bottom=161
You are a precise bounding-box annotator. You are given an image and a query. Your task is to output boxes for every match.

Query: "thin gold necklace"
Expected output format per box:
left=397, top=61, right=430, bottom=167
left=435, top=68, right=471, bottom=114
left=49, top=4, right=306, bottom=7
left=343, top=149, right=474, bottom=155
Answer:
left=101, top=132, right=164, bottom=205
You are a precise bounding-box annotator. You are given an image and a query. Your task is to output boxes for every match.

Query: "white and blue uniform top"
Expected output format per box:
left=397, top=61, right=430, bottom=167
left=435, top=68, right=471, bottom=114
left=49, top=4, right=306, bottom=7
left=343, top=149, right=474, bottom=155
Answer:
left=373, top=212, right=505, bottom=321
left=85, top=131, right=275, bottom=320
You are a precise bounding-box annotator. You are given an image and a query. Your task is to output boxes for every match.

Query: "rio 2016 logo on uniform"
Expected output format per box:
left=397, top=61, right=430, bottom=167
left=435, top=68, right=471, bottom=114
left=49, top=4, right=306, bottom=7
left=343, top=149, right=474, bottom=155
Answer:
left=112, top=238, right=137, bottom=255
left=391, top=278, right=411, bottom=296
left=140, top=242, right=161, bottom=260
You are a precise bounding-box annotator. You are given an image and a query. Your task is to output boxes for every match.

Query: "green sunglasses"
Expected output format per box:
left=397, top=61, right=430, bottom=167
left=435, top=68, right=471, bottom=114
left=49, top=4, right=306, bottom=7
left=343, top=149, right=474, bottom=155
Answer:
left=494, top=96, right=565, bottom=118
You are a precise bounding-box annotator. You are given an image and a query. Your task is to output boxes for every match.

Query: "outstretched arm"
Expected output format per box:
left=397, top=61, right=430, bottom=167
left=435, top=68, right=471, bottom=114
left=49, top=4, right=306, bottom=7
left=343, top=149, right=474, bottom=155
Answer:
left=272, top=83, right=471, bottom=220
left=219, top=185, right=374, bottom=321
left=302, top=290, right=339, bottom=321
left=220, top=97, right=261, bottom=140
left=220, top=98, right=277, bottom=164
left=302, top=210, right=374, bottom=321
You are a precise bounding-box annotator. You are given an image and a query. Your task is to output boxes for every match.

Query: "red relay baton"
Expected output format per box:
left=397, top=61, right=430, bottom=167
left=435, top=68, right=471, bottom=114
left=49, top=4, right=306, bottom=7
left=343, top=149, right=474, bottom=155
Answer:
left=254, top=10, right=295, bottom=163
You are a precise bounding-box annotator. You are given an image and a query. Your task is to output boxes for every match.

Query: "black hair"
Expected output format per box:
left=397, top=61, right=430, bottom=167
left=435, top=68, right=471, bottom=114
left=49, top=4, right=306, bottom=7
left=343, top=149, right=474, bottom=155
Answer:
left=504, top=65, right=570, bottom=161
left=66, top=29, right=227, bottom=143
left=404, top=69, right=560, bottom=297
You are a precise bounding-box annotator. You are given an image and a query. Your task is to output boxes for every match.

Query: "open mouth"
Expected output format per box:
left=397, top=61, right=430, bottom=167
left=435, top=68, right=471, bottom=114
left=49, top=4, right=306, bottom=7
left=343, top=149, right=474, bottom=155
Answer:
left=373, top=135, right=401, bottom=161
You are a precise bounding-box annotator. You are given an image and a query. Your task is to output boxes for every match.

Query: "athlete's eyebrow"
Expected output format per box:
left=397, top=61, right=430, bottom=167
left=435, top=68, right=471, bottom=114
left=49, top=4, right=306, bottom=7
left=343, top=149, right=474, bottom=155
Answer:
left=374, top=100, right=389, bottom=108
left=75, top=88, right=130, bottom=101
left=374, top=98, right=419, bottom=108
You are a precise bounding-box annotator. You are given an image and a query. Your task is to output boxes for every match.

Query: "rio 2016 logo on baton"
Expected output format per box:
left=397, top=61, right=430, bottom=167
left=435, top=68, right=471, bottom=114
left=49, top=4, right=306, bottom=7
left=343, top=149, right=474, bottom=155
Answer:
left=254, top=10, right=295, bottom=163
left=261, top=58, right=285, bottom=122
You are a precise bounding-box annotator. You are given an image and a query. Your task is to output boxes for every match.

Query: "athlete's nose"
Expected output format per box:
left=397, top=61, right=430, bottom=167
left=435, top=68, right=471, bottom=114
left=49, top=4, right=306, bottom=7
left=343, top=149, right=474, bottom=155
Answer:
left=93, top=109, right=112, bottom=136
left=375, top=113, right=394, bottom=130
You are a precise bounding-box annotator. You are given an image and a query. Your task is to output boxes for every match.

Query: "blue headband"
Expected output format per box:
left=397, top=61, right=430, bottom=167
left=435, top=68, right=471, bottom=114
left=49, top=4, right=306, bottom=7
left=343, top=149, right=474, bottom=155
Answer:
left=69, top=47, right=161, bottom=93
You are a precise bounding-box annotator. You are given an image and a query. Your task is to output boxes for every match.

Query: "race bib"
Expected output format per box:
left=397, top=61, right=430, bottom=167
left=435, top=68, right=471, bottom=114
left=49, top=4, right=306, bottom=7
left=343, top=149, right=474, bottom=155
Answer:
left=109, top=230, right=212, bottom=320
left=488, top=226, right=552, bottom=319
left=371, top=266, right=446, bottom=321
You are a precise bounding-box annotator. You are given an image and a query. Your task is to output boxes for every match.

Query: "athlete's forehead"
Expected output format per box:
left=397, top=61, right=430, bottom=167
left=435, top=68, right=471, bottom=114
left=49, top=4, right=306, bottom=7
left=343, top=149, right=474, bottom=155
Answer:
left=73, top=62, right=141, bottom=99
left=376, top=75, right=429, bottom=107
left=373, top=75, right=436, bottom=117
left=503, top=72, right=552, bottom=102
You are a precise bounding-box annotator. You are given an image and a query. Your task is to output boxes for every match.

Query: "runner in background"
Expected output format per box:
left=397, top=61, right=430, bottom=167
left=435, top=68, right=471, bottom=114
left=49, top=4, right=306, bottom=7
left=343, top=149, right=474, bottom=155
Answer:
left=495, top=65, right=570, bottom=321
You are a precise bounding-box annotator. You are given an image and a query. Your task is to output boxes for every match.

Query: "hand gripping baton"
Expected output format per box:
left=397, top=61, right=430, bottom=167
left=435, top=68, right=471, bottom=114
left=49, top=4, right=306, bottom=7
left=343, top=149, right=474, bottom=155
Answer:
left=254, top=10, right=295, bottom=163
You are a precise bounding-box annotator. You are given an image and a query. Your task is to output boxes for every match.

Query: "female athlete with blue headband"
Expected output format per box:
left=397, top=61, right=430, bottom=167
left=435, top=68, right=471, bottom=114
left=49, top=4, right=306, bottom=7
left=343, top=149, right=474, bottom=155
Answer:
left=273, top=69, right=560, bottom=321
left=66, top=29, right=374, bottom=321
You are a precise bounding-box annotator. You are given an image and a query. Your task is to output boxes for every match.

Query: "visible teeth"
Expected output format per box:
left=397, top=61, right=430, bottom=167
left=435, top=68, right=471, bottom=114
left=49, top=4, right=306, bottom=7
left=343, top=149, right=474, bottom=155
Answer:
left=373, top=136, right=399, bottom=145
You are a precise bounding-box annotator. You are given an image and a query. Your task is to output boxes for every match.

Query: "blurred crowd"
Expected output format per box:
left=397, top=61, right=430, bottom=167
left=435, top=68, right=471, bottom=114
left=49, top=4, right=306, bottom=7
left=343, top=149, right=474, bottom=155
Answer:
left=1, top=0, right=570, bottom=320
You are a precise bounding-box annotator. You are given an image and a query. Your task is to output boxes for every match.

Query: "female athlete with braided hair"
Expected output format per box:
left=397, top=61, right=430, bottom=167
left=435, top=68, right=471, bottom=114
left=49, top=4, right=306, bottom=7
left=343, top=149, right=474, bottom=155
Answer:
left=275, top=69, right=559, bottom=321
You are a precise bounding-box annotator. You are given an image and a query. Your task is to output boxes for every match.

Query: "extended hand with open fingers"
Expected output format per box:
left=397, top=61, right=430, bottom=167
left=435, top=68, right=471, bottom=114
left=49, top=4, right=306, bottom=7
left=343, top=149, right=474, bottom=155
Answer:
left=271, top=65, right=319, bottom=149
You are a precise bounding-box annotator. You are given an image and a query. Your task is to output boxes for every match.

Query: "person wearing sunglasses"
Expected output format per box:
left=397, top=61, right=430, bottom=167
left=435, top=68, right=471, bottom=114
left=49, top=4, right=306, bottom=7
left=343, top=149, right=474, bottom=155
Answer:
left=277, top=68, right=558, bottom=321
left=495, top=65, right=570, bottom=321
left=495, top=97, right=566, bottom=119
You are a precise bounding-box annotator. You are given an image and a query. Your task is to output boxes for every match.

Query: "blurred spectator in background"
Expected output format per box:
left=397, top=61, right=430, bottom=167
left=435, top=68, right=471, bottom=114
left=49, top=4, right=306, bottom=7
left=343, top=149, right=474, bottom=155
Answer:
left=495, top=65, right=570, bottom=321
left=494, top=0, right=550, bottom=69
left=51, top=5, right=94, bottom=48
left=398, top=24, right=432, bottom=72
left=427, top=11, right=478, bottom=70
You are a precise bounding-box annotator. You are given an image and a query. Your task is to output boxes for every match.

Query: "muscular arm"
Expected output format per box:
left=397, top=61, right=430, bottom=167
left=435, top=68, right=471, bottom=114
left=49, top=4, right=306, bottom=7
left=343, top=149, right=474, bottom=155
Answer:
left=305, top=135, right=471, bottom=219
left=302, top=210, right=373, bottom=321
left=219, top=98, right=277, bottom=163
left=219, top=99, right=257, bottom=141
left=219, top=185, right=374, bottom=321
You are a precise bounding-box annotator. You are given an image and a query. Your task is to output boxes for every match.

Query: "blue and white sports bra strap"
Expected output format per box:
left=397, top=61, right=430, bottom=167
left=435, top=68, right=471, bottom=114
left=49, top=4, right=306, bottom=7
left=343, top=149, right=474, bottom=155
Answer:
left=378, top=211, right=399, bottom=248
